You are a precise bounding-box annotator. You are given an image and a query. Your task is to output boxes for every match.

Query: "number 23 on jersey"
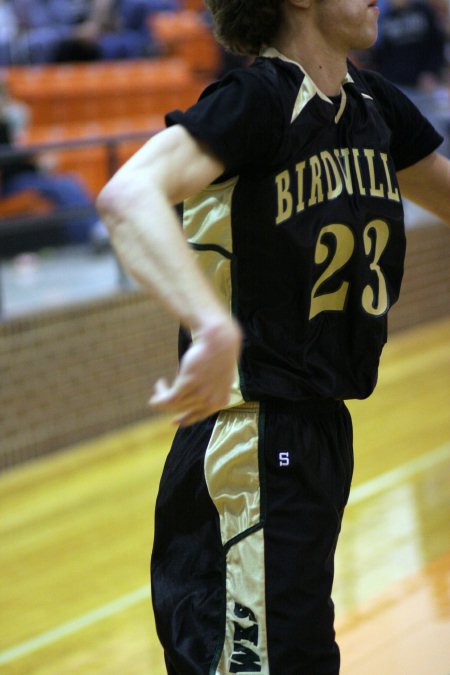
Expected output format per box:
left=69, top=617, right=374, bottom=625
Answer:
left=309, top=219, right=390, bottom=320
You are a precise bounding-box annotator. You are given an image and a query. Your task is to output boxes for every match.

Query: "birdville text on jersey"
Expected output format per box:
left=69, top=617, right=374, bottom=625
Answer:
left=275, top=146, right=400, bottom=224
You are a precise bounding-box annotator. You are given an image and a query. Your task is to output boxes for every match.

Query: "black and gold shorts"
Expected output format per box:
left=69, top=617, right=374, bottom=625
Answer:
left=151, top=398, right=353, bottom=675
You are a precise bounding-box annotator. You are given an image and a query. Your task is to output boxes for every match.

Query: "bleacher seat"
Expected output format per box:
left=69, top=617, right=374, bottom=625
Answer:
left=3, top=58, right=209, bottom=194
left=0, top=189, right=52, bottom=218
left=5, top=58, right=205, bottom=127
left=150, top=11, right=221, bottom=77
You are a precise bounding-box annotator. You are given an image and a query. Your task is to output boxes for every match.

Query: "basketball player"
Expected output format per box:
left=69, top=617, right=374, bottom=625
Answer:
left=97, top=0, right=450, bottom=672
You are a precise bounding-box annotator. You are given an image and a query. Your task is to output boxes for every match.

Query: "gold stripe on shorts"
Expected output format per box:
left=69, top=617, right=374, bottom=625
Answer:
left=205, top=402, right=268, bottom=674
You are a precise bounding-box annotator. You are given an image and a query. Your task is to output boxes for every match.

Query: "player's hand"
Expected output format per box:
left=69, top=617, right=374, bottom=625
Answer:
left=148, top=316, right=242, bottom=426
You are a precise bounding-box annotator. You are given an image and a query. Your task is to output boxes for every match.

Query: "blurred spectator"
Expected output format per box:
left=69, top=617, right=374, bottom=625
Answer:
left=10, top=0, right=178, bottom=64
left=0, top=0, right=18, bottom=65
left=378, top=0, right=390, bottom=17
left=97, top=0, right=179, bottom=60
left=0, top=78, right=30, bottom=136
left=373, top=0, right=446, bottom=90
left=427, top=0, right=450, bottom=33
left=0, top=81, right=101, bottom=248
left=372, top=0, right=449, bottom=156
left=11, top=0, right=93, bottom=63
left=120, top=0, right=179, bottom=30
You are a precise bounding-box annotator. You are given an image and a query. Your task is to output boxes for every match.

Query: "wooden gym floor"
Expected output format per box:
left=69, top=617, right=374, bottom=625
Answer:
left=0, top=317, right=449, bottom=674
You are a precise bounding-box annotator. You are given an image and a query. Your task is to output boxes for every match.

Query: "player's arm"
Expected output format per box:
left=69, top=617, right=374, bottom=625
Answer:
left=96, top=124, right=242, bottom=426
left=397, top=151, right=450, bottom=226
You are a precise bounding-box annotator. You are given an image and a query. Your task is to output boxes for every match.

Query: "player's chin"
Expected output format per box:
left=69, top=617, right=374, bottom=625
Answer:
left=352, top=27, right=378, bottom=51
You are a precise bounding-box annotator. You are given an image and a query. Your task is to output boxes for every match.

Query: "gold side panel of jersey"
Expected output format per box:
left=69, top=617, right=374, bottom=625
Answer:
left=184, top=177, right=244, bottom=408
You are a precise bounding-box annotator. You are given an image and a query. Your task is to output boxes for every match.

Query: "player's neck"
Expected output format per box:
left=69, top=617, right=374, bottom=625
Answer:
left=273, top=19, right=349, bottom=96
left=274, top=41, right=348, bottom=96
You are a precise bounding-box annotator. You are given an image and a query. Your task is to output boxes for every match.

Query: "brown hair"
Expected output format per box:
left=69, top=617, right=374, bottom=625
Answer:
left=204, top=0, right=283, bottom=56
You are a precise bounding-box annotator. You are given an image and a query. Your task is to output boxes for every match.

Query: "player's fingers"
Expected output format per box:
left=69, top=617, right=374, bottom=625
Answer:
left=149, top=379, right=205, bottom=410
left=154, top=377, right=169, bottom=395
left=148, top=378, right=171, bottom=405
left=171, top=392, right=229, bottom=426
left=172, top=407, right=213, bottom=427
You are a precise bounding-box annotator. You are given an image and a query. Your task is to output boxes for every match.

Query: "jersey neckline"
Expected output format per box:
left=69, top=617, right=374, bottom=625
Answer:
left=261, top=47, right=352, bottom=124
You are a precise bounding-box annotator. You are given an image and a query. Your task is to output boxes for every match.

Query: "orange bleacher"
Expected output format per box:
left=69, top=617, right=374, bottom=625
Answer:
left=2, top=11, right=221, bottom=200
left=0, top=189, right=52, bottom=219
left=150, top=10, right=221, bottom=76
left=5, top=57, right=208, bottom=128
left=184, top=0, right=206, bottom=10
left=0, top=5, right=223, bottom=239
left=4, top=57, right=210, bottom=194
left=0, top=12, right=221, bottom=262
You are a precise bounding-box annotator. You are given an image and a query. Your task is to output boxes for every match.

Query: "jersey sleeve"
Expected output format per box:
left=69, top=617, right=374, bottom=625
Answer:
left=165, top=69, right=284, bottom=179
left=360, top=69, right=443, bottom=171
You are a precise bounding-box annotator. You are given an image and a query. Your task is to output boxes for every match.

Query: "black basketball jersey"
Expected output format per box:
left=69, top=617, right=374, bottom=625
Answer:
left=166, top=49, right=442, bottom=402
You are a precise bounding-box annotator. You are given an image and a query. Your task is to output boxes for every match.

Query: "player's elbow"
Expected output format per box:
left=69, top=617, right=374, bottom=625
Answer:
left=96, top=165, right=161, bottom=236
left=96, top=128, right=186, bottom=235
left=96, top=181, right=121, bottom=235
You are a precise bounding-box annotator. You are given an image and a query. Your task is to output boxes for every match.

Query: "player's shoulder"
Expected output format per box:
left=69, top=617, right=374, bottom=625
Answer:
left=250, top=55, right=304, bottom=89
left=347, top=61, right=414, bottom=124
left=199, top=56, right=302, bottom=114
left=348, top=61, right=403, bottom=107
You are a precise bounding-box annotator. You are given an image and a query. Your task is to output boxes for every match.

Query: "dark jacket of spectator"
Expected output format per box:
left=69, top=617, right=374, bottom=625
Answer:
left=374, top=0, right=445, bottom=88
